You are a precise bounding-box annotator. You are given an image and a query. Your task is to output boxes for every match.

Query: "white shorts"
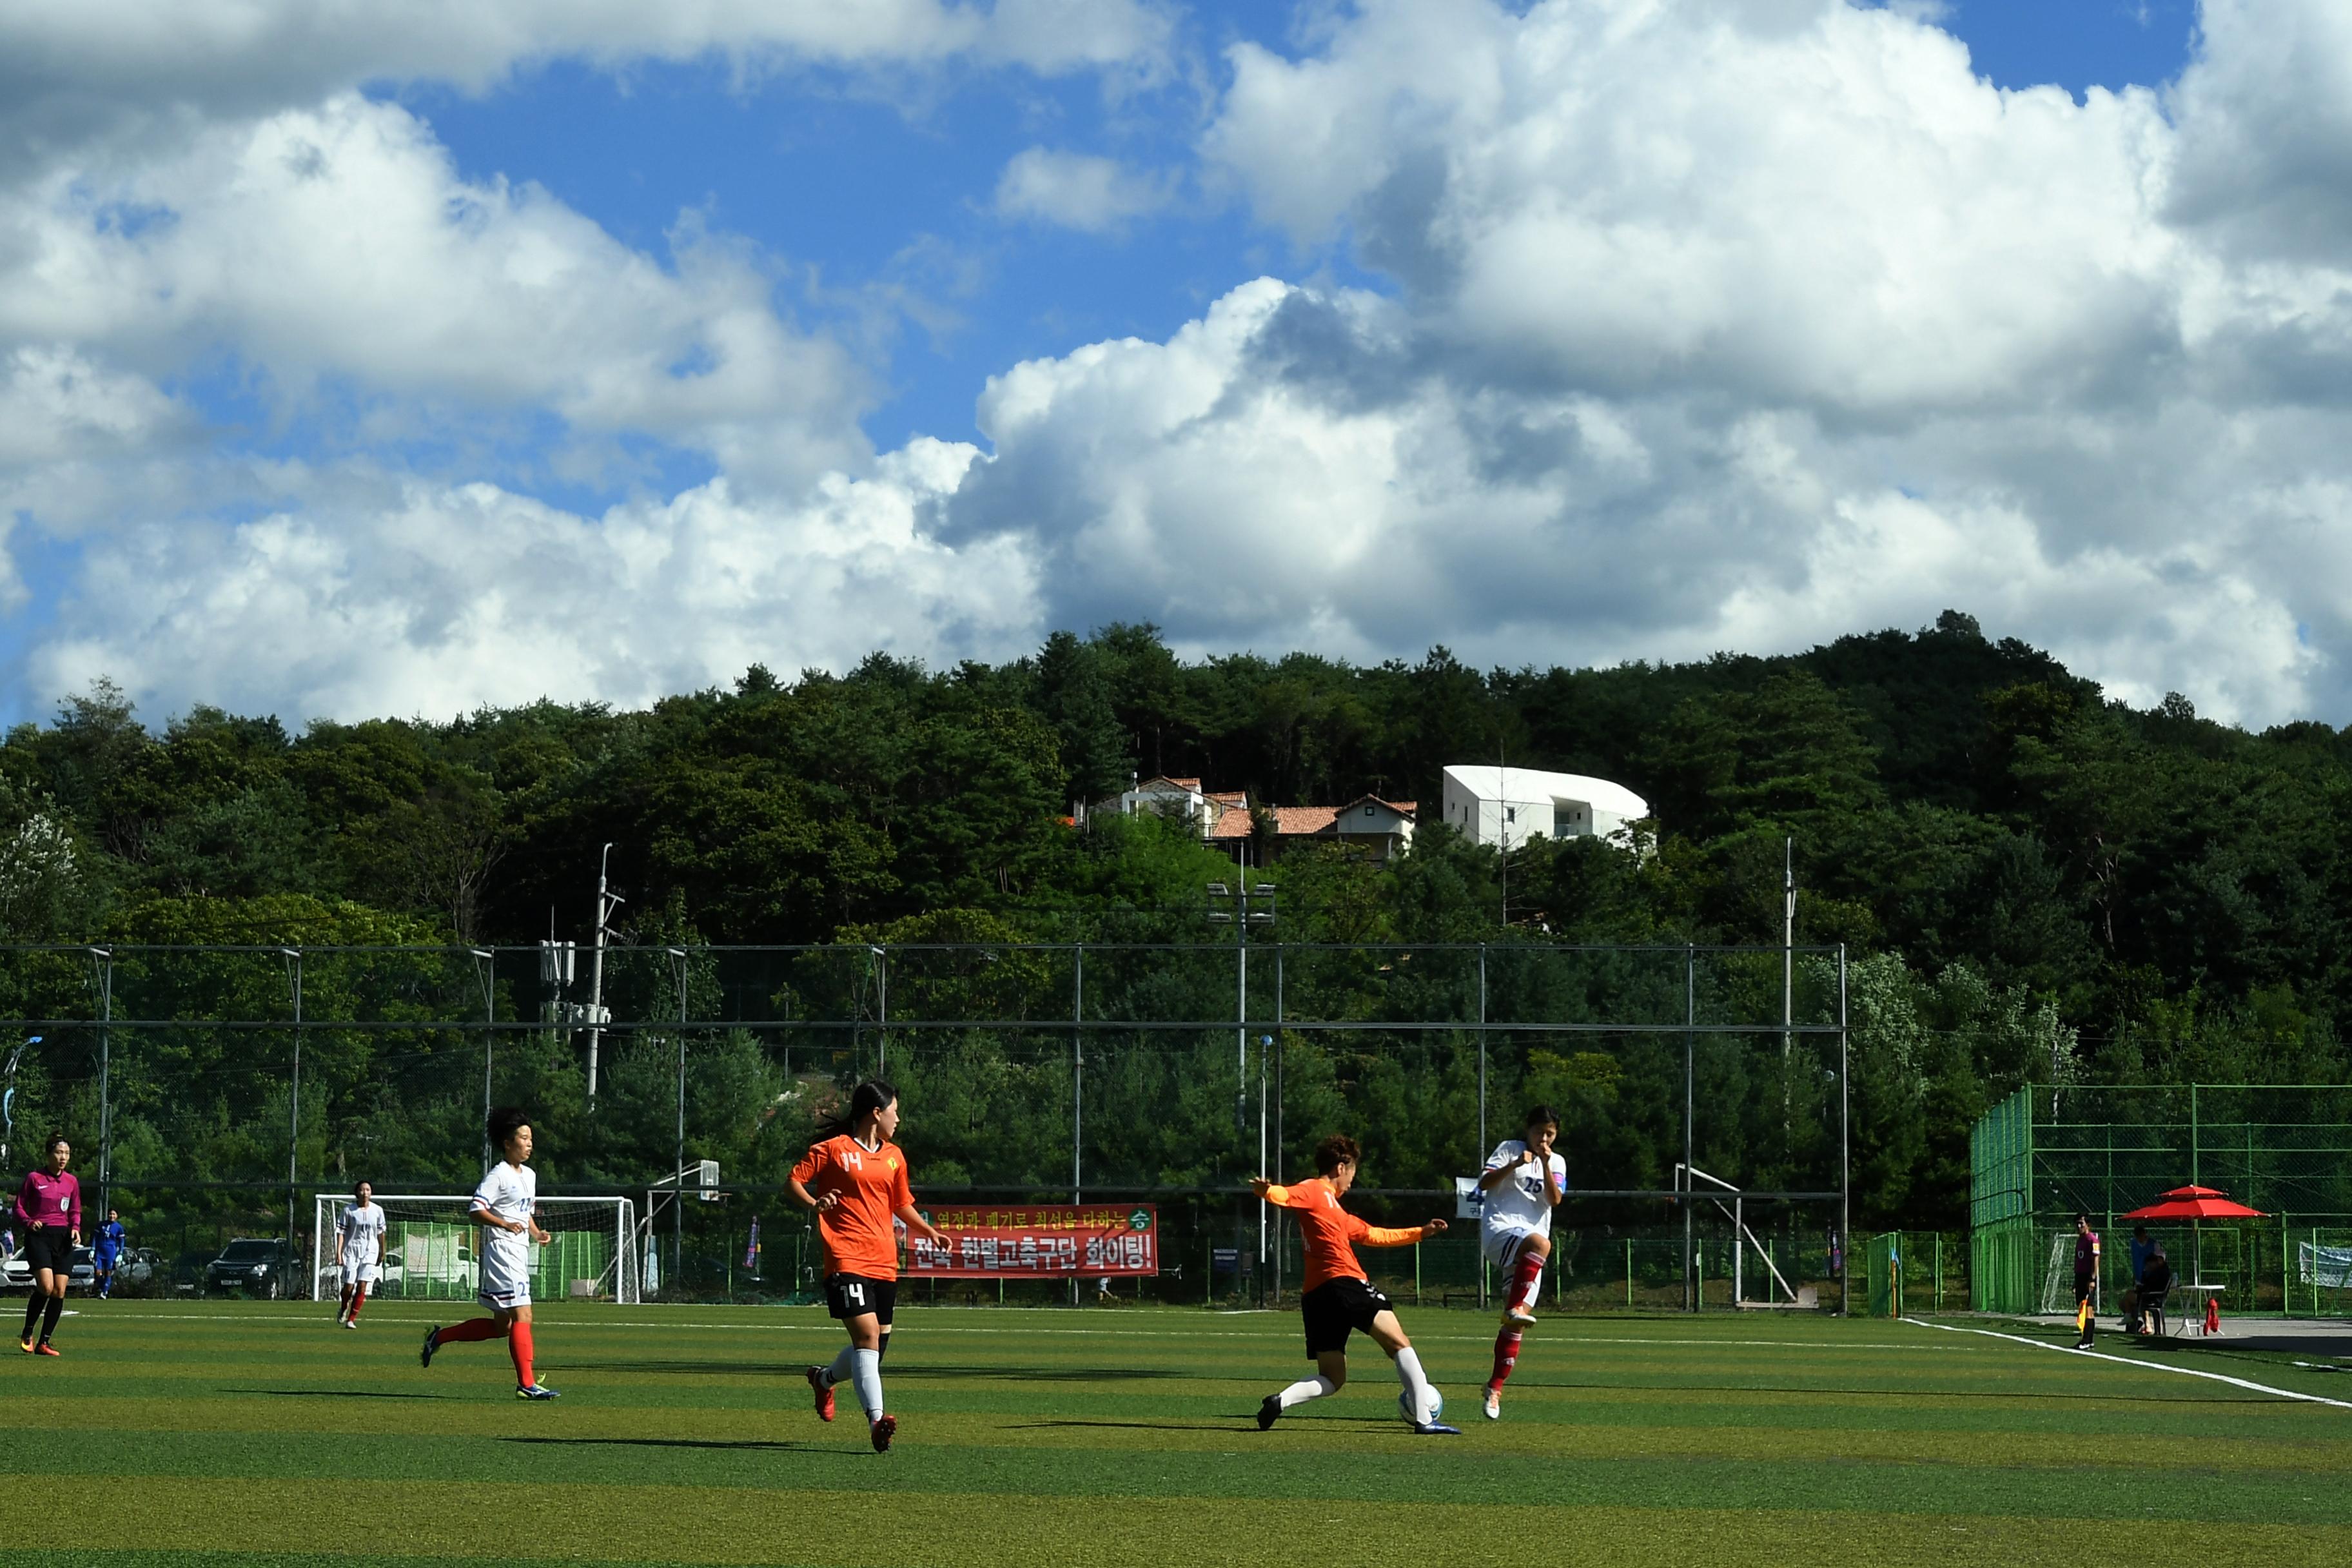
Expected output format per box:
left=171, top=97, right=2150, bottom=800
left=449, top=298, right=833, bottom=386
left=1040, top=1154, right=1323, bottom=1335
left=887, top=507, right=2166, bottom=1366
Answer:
left=478, top=1252, right=531, bottom=1311
left=340, top=1257, right=380, bottom=1285
left=1481, top=1220, right=1546, bottom=1269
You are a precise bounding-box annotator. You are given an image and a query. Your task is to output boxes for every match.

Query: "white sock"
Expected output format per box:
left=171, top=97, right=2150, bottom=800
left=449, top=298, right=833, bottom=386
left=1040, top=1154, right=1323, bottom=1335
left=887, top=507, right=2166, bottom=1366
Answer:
left=1394, top=1348, right=1435, bottom=1421
left=1277, top=1375, right=1336, bottom=1409
left=822, top=1343, right=858, bottom=1388
left=851, top=1348, right=885, bottom=1421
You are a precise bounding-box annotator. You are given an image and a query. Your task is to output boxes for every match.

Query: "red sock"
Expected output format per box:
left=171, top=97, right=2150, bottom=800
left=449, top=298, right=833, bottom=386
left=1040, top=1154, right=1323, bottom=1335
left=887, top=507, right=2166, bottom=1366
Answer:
left=349, top=1284, right=368, bottom=1321
left=508, top=1320, right=534, bottom=1387
left=1489, top=1326, right=1524, bottom=1390
left=1510, top=1253, right=1544, bottom=1310
left=436, top=1317, right=506, bottom=1344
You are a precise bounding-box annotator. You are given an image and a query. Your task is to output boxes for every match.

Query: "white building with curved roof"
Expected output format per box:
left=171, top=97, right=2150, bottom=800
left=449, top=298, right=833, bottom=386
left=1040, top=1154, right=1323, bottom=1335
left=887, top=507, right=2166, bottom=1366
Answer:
left=1439, top=765, right=1649, bottom=848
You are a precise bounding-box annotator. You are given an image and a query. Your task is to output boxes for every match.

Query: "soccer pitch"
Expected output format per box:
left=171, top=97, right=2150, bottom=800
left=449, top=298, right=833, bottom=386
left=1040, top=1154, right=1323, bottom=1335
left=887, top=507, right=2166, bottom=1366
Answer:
left=1, top=1303, right=2346, bottom=1567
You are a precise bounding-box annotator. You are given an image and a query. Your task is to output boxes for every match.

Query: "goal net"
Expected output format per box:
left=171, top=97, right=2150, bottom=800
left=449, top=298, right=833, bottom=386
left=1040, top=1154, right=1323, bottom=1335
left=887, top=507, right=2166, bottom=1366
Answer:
left=310, top=1193, right=641, bottom=1305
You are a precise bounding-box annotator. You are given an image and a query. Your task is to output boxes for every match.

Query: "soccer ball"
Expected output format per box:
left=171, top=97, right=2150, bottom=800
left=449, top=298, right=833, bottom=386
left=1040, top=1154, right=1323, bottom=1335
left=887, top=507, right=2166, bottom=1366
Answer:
left=1399, top=1384, right=1444, bottom=1427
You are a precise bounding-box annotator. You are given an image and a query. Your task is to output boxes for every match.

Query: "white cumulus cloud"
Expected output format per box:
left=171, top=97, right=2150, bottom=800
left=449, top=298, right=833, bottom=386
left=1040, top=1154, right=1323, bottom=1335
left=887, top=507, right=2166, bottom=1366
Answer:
left=994, top=147, right=1171, bottom=232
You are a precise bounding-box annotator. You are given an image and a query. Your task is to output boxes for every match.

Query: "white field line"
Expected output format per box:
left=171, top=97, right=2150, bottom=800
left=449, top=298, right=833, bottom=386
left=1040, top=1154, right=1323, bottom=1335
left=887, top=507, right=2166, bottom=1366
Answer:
left=99, top=1309, right=1922, bottom=1350
left=1903, top=1317, right=2352, bottom=1410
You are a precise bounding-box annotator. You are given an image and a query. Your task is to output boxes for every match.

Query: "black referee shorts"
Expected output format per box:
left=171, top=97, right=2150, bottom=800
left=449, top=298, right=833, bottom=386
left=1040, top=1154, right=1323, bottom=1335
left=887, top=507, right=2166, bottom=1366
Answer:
left=23, top=1228, right=74, bottom=1277
left=1300, top=1277, right=1391, bottom=1358
left=825, top=1273, right=897, bottom=1326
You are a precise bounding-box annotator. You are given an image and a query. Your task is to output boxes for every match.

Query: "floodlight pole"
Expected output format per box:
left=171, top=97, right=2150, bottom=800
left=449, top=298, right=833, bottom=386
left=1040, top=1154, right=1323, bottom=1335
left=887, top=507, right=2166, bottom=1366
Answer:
left=1684, top=945, right=1696, bottom=1313
left=88, top=948, right=112, bottom=1216
left=671, top=946, right=689, bottom=1289
left=284, top=948, right=302, bottom=1252
left=1478, top=942, right=1489, bottom=1310
left=869, top=946, right=888, bottom=1078
left=472, top=949, right=495, bottom=1170
left=1273, top=949, right=1285, bottom=1304
left=1838, top=943, right=1850, bottom=1317
left=1072, top=943, right=1084, bottom=1206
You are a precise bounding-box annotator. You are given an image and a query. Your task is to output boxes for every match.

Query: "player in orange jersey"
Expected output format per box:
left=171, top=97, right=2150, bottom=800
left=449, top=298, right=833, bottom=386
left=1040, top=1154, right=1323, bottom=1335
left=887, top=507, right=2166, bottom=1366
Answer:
left=1250, top=1134, right=1458, bottom=1434
left=788, top=1080, right=951, bottom=1452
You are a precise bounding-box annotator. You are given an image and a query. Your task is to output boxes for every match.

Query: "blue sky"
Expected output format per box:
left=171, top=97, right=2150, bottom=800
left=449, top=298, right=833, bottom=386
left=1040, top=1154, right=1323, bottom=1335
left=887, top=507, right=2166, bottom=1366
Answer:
left=7, top=0, right=2349, bottom=732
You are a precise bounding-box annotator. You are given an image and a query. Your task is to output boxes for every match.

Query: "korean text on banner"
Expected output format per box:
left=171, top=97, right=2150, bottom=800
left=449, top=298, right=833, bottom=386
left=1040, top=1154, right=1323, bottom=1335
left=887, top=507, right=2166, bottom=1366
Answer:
left=907, top=1204, right=1159, bottom=1277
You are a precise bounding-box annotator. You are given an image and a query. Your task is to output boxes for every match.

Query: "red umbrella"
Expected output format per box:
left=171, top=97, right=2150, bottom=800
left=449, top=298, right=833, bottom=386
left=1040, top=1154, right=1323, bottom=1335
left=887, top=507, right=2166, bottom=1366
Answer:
left=2120, top=1187, right=2266, bottom=1220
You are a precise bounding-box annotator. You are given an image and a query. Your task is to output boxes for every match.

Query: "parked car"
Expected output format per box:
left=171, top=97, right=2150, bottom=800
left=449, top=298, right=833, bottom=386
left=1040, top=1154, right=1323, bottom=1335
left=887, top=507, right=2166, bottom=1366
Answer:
left=120, top=1246, right=163, bottom=1286
left=0, top=1254, right=25, bottom=1292
left=204, top=1237, right=294, bottom=1298
left=66, top=1246, right=96, bottom=1289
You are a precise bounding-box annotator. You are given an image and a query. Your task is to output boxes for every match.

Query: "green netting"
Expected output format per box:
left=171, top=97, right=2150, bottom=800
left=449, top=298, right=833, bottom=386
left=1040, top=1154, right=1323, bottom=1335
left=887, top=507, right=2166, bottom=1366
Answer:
left=1968, top=1084, right=2352, bottom=1315
left=375, top=1221, right=611, bottom=1303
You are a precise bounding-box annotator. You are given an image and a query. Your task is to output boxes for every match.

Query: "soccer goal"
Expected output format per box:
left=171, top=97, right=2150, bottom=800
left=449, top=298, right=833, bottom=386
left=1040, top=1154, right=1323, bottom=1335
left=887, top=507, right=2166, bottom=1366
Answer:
left=2036, top=1229, right=2079, bottom=1315
left=310, top=1194, right=642, bottom=1304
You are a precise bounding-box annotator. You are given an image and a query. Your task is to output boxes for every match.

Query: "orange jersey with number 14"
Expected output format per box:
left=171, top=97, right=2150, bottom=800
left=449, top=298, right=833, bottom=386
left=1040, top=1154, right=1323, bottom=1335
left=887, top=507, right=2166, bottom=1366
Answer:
left=792, top=1135, right=914, bottom=1279
left=1260, top=1177, right=1422, bottom=1291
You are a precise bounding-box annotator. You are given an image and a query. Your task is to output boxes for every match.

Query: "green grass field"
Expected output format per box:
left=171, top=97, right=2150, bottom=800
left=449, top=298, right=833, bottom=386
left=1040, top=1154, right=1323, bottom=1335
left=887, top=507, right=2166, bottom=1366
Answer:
left=1, top=1299, right=2347, bottom=1567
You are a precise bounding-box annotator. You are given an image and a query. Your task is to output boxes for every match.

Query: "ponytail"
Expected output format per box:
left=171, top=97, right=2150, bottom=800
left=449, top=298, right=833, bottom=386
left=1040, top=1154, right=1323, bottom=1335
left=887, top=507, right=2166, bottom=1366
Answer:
left=824, top=1079, right=898, bottom=1139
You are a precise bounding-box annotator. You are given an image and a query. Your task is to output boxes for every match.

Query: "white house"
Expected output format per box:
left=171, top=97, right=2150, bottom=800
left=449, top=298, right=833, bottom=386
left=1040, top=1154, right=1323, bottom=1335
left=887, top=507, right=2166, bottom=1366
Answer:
left=1439, top=765, right=1649, bottom=848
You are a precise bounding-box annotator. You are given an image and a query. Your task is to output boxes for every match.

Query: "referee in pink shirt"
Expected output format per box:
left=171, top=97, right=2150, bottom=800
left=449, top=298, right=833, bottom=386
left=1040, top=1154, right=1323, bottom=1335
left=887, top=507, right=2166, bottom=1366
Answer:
left=16, top=1135, right=81, bottom=1356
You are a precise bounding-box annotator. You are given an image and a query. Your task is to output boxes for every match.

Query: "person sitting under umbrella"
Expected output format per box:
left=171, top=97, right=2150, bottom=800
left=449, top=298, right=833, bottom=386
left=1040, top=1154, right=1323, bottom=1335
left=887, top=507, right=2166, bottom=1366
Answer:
left=2138, top=1242, right=2174, bottom=1337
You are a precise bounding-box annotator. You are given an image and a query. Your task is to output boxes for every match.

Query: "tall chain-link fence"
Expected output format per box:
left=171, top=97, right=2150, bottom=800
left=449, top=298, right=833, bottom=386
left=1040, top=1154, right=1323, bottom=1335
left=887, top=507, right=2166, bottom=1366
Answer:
left=0, top=940, right=1850, bottom=1309
left=1970, top=1084, right=2352, bottom=1316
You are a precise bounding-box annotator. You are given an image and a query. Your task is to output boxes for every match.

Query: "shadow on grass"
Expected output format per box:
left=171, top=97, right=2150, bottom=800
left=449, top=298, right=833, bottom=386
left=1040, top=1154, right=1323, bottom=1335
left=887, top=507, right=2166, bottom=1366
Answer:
left=896, top=1365, right=1188, bottom=1383
left=229, top=1388, right=449, bottom=1400
left=588, top=1362, right=808, bottom=1377
left=1010, top=1416, right=1401, bottom=1432
left=501, top=1436, right=859, bottom=1455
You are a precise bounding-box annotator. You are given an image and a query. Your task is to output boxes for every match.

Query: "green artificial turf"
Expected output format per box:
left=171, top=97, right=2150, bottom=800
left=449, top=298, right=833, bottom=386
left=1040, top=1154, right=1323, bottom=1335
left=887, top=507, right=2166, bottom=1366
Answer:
left=0, top=1300, right=2344, bottom=1566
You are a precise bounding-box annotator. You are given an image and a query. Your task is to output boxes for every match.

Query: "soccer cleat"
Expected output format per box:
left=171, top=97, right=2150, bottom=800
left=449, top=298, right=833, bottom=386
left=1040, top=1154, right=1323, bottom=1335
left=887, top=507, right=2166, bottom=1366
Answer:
left=420, top=1325, right=441, bottom=1368
left=1504, top=1305, right=1538, bottom=1327
left=869, top=1414, right=897, bottom=1453
left=17, top=1337, right=30, bottom=1355
left=805, top=1365, right=837, bottom=1422
left=1482, top=1387, right=1501, bottom=1421
left=516, top=1383, right=560, bottom=1400
left=1257, top=1395, right=1281, bottom=1431
left=1413, top=1420, right=1462, bottom=1435
left=34, top=1342, right=59, bottom=1357
left=342, top=1318, right=358, bottom=1330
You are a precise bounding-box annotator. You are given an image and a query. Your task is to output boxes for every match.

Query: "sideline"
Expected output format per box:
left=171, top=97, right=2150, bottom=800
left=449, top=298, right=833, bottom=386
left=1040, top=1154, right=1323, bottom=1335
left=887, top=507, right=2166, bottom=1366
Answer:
left=1902, top=1316, right=2352, bottom=1410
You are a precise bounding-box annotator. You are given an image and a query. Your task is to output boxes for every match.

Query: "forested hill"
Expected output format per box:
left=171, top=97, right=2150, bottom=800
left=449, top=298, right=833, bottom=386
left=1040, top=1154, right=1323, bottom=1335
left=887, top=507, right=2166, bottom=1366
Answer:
left=3, top=611, right=2346, bottom=1092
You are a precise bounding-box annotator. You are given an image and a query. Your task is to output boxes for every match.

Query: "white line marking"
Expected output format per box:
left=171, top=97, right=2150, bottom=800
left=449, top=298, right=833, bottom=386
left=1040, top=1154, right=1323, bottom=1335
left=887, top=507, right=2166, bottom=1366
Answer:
left=90, top=1309, right=1922, bottom=1349
left=1903, top=1317, right=2352, bottom=1409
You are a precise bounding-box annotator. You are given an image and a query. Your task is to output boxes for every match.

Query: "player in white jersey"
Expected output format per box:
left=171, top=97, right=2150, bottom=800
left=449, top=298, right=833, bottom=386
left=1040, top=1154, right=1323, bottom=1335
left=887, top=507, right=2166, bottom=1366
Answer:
left=418, top=1108, right=558, bottom=1399
left=1476, top=1106, right=1565, bottom=1420
left=335, top=1180, right=388, bottom=1328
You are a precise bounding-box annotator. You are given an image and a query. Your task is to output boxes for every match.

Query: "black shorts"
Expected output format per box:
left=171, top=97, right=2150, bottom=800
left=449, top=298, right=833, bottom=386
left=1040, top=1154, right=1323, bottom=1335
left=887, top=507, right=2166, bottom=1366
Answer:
left=2075, top=1275, right=2096, bottom=1306
left=23, top=1228, right=74, bottom=1276
left=1301, top=1277, right=1391, bottom=1358
left=825, top=1273, right=897, bottom=1326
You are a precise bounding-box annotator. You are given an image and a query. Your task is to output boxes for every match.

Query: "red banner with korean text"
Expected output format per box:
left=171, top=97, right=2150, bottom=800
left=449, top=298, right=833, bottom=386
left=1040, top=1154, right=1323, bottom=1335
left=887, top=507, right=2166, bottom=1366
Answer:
left=908, top=1204, right=1158, bottom=1277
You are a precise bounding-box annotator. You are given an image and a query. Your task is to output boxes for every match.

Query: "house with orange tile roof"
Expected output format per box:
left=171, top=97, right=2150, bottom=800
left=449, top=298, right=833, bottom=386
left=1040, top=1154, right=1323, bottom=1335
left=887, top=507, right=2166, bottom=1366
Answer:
left=1101, top=776, right=1417, bottom=864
